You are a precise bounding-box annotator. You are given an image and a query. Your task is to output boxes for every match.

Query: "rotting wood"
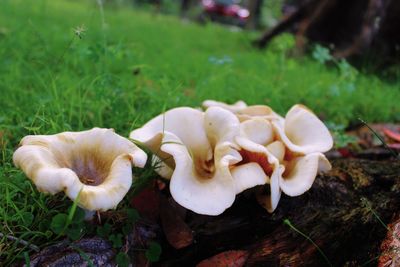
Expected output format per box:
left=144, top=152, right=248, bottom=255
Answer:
left=160, top=159, right=400, bottom=266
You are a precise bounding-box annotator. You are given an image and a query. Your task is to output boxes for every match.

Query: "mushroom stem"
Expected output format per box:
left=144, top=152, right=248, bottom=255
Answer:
left=83, top=210, right=96, bottom=221
left=96, top=210, right=102, bottom=224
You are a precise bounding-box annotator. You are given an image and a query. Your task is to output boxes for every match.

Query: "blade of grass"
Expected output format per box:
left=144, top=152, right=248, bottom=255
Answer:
left=283, top=219, right=333, bottom=267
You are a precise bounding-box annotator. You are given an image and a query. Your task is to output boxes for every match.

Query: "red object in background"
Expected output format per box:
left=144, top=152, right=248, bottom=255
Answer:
left=337, top=147, right=353, bottom=158
left=383, top=127, right=400, bottom=143
left=202, top=0, right=250, bottom=26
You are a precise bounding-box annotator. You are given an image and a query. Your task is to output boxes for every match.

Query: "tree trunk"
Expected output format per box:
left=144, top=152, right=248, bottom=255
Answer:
left=255, top=0, right=400, bottom=64
left=246, top=0, right=264, bottom=30
left=180, top=0, right=190, bottom=17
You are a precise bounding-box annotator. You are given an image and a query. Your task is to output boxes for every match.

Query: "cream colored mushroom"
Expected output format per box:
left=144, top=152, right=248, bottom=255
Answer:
left=202, top=99, right=283, bottom=123
left=13, top=128, right=147, bottom=211
left=235, top=104, right=333, bottom=212
left=282, top=153, right=330, bottom=196
left=130, top=106, right=267, bottom=215
left=265, top=140, right=331, bottom=196
left=202, top=99, right=247, bottom=113
left=239, top=118, right=274, bottom=146
left=130, top=107, right=212, bottom=180
left=236, top=105, right=284, bottom=122
left=234, top=136, right=283, bottom=212
left=271, top=104, right=333, bottom=154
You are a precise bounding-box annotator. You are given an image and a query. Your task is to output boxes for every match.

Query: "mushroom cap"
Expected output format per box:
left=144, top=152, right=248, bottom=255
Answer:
left=130, top=107, right=213, bottom=178
left=240, top=118, right=274, bottom=146
left=230, top=163, right=269, bottom=194
left=202, top=100, right=284, bottom=123
left=202, top=100, right=248, bottom=113
left=266, top=141, right=285, bottom=163
left=279, top=152, right=331, bottom=196
left=272, top=105, right=333, bottom=154
left=204, top=105, right=241, bottom=145
left=161, top=132, right=241, bottom=215
left=256, top=164, right=284, bottom=213
left=235, top=136, right=282, bottom=212
left=236, top=105, right=284, bottom=123
left=13, top=128, right=147, bottom=211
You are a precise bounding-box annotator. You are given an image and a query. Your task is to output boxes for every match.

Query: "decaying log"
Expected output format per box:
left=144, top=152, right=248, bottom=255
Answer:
left=159, top=159, right=400, bottom=266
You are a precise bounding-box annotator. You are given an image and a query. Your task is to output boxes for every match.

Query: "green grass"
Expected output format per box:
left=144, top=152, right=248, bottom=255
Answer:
left=0, top=0, right=399, bottom=264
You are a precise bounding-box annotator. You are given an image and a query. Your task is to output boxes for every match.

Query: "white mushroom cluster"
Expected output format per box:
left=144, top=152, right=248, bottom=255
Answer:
left=13, top=100, right=332, bottom=216
left=131, top=100, right=333, bottom=215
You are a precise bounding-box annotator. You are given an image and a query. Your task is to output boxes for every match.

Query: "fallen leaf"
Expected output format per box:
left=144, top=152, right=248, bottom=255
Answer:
left=383, top=128, right=400, bottom=143
left=130, top=186, right=160, bottom=221
left=337, top=148, right=353, bottom=158
left=196, top=250, right=249, bottom=267
left=160, top=196, right=193, bottom=249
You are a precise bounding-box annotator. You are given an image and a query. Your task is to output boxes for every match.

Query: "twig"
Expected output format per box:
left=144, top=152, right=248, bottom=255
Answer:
left=358, top=118, right=399, bottom=158
left=0, top=232, right=40, bottom=252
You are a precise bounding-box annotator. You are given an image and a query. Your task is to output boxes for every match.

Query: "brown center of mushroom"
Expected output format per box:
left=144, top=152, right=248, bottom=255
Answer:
left=70, top=154, right=112, bottom=186
left=194, top=157, right=215, bottom=179
left=237, top=150, right=273, bottom=176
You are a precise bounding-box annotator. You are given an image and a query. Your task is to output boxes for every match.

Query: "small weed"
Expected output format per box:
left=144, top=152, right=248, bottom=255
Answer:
left=358, top=118, right=399, bottom=158
left=326, top=122, right=358, bottom=149
left=145, top=241, right=162, bottom=262
left=116, top=252, right=130, bottom=267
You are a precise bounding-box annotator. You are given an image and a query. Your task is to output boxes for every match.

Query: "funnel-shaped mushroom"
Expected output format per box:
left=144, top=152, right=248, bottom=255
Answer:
left=202, top=100, right=247, bottom=113
left=234, top=136, right=283, bottom=212
left=13, top=128, right=147, bottom=211
left=202, top=99, right=283, bottom=123
left=130, top=107, right=267, bottom=215
left=161, top=132, right=240, bottom=215
left=130, top=107, right=212, bottom=180
left=272, top=104, right=333, bottom=154
left=278, top=151, right=331, bottom=196
left=237, top=105, right=283, bottom=122
left=239, top=118, right=274, bottom=146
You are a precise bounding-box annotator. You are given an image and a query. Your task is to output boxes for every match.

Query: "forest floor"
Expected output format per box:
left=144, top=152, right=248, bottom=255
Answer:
left=0, top=0, right=399, bottom=265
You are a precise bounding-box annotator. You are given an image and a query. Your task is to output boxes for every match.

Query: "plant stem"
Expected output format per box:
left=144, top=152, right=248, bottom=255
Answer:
left=0, top=232, right=40, bottom=252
